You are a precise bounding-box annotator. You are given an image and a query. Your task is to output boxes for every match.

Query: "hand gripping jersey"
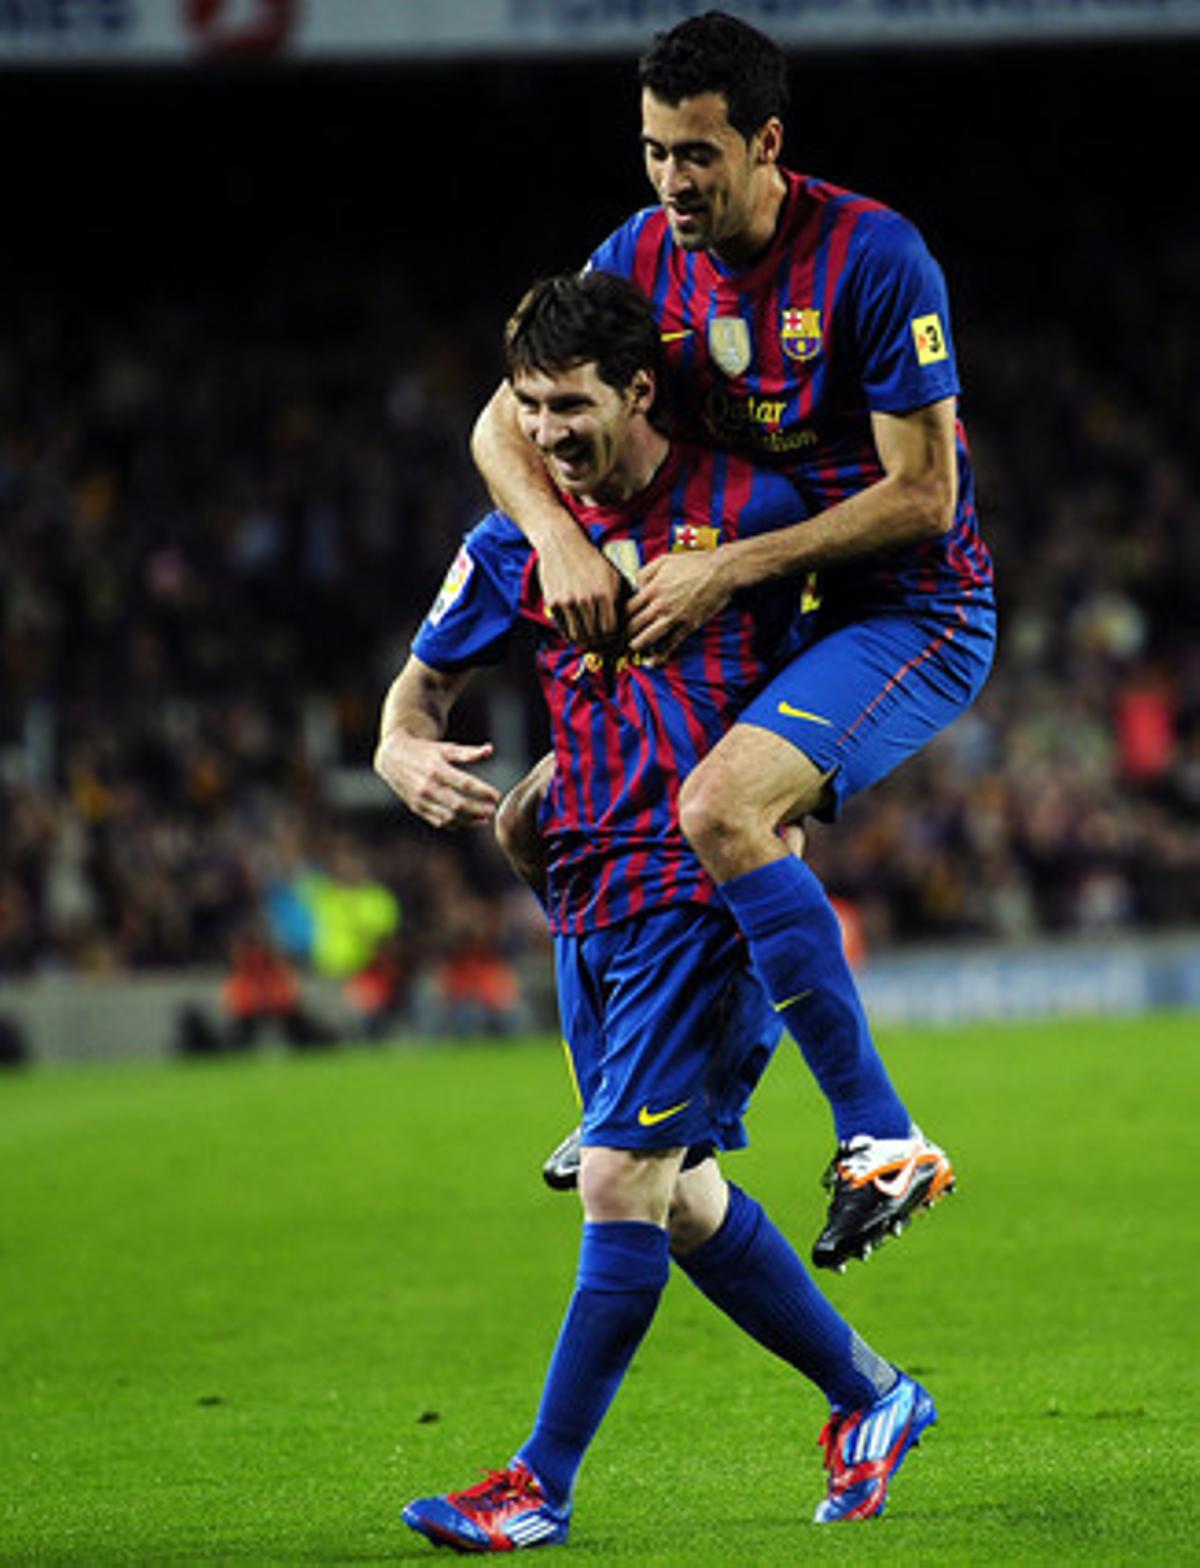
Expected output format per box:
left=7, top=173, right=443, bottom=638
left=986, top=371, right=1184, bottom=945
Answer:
left=413, top=442, right=806, bottom=936
left=589, top=170, right=994, bottom=624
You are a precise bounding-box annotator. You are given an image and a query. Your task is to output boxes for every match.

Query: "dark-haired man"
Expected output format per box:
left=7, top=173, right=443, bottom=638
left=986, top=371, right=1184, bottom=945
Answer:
left=379, top=271, right=937, bottom=1553
left=473, top=11, right=995, bottom=1272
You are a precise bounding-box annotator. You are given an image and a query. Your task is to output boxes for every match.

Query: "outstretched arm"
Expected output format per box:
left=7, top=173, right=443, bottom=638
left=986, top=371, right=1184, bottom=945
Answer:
left=472, top=382, right=622, bottom=647
left=627, top=397, right=959, bottom=661
left=374, top=656, right=502, bottom=829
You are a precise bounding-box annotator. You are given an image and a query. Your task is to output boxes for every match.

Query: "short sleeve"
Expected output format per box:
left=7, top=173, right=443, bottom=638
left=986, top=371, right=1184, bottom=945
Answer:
left=412, top=515, right=530, bottom=671
left=840, top=212, right=961, bottom=414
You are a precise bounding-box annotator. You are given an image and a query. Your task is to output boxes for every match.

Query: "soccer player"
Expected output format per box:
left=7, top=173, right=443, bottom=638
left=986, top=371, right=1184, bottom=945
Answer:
left=377, top=272, right=937, bottom=1551
left=471, top=11, right=995, bottom=1270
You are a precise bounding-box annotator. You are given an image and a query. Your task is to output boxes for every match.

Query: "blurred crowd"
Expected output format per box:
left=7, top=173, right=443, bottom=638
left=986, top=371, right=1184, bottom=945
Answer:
left=807, top=224, right=1200, bottom=948
left=1, top=232, right=1198, bottom=1006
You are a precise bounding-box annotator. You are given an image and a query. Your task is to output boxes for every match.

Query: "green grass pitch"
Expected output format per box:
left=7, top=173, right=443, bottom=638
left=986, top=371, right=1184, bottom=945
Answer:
left=2, top=1013, right=1197, bottom=1564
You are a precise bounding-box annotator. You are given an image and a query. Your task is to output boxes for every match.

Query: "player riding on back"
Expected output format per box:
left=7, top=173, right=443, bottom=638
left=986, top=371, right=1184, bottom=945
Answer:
left=474, top=12, right=994, bottom=1271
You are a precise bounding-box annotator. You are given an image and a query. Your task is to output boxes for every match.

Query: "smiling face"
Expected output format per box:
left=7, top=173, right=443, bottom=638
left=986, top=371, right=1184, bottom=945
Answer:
left=640, top=88, right=784, bottom=268
left=511, top=359, right=656, bottom=505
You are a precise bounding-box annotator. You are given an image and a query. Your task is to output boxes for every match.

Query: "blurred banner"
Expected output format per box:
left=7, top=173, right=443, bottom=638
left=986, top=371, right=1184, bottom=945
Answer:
left=0, top=0, right=1193, bottom=64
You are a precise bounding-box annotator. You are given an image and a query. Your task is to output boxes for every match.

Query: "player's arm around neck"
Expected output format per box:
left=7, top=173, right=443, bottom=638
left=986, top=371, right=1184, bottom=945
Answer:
left=729, top=396, right=957, bottom=577
left=472, top=382, right=622, bottom=647
left=374, top=656, right=501, bottom=830
left=626, top=397, right=959, bottom=661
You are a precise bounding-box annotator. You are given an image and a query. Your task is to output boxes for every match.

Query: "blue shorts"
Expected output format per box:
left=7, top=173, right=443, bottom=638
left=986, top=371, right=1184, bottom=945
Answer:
left=556, top=904, right=781, bottom=1157
left=739, top=605, right=996, bottom=819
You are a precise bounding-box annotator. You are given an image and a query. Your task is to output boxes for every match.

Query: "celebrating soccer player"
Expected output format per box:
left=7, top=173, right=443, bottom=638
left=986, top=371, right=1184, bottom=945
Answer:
left=377, top=271, right=936, bottom=1552
left=471, top=11, right=995, bottom=1271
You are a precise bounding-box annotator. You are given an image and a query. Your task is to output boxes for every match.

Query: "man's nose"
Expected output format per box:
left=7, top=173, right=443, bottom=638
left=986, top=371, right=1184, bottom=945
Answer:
left=535, top=411, right=564, bottom=448
left=661, top=157, right=692, bottom=199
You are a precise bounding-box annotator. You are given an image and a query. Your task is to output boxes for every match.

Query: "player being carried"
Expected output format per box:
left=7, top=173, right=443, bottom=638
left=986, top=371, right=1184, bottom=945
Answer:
left=376, top=270, right=937, bottom=1553
left=471, top=10, right=996, bottom=1271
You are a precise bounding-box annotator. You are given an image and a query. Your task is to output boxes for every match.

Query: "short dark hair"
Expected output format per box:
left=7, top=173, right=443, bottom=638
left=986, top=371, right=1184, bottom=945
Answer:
left=638, top=10, right=789, bottom=141
left=504, top=271, right=661, bottom=395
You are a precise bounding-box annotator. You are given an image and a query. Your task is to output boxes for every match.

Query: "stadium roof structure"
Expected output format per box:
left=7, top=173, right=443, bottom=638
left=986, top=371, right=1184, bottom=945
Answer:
left=1, top=0, right=1197, bottom=67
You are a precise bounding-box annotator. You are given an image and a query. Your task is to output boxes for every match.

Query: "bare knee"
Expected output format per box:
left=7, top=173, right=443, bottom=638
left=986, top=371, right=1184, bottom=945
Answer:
left=579, top=1145, right=683, bottom=1227
left=678, top=759, right=758, bottom=877
left=679, top=731, right=827, bottom=882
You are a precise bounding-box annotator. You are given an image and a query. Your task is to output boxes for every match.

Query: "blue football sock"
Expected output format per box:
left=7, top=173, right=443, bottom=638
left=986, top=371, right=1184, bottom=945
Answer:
left=518, top=1220, right=669, bottom=1508
left=676, top=1183, right=895, bottom=1410
left=717, top=856, right=909, bottom=1141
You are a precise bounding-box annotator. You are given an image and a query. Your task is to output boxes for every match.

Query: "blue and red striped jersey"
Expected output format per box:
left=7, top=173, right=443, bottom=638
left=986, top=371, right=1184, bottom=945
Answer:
left=413, top=441, right=806, bottom=935
left=589, top=169, right=994, bottom=622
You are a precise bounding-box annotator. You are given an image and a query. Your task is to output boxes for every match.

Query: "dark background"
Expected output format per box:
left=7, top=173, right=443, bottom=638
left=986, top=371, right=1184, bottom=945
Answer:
left=1, top=34, right=1196, bottom=978
left=2, top=39, right=1189, bottom=318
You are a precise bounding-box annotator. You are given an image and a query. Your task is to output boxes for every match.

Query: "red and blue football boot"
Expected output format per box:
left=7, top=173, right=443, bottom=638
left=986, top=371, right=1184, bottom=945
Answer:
left=403, top=1460, right=570, bottom=1552
left=814, top=1372, right=936, bottom=1522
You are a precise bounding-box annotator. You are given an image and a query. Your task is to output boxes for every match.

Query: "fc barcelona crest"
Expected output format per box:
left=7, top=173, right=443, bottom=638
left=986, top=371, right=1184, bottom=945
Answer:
left=781, top=307, right=822, bottom=363
left=671, top=523, right=720, bottom=553
left=708, top=317, right=751, bottom=378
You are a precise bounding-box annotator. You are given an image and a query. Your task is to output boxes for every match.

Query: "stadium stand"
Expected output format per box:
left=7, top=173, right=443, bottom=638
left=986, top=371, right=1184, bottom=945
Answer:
left=1, top=44, right=1197, bottom=1010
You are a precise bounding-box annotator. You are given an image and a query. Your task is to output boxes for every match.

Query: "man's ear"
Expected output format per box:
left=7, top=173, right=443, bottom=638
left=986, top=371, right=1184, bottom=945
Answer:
left=754, top=116, right=784, bottom=167
left=629, top=367, right=656, bottom=414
